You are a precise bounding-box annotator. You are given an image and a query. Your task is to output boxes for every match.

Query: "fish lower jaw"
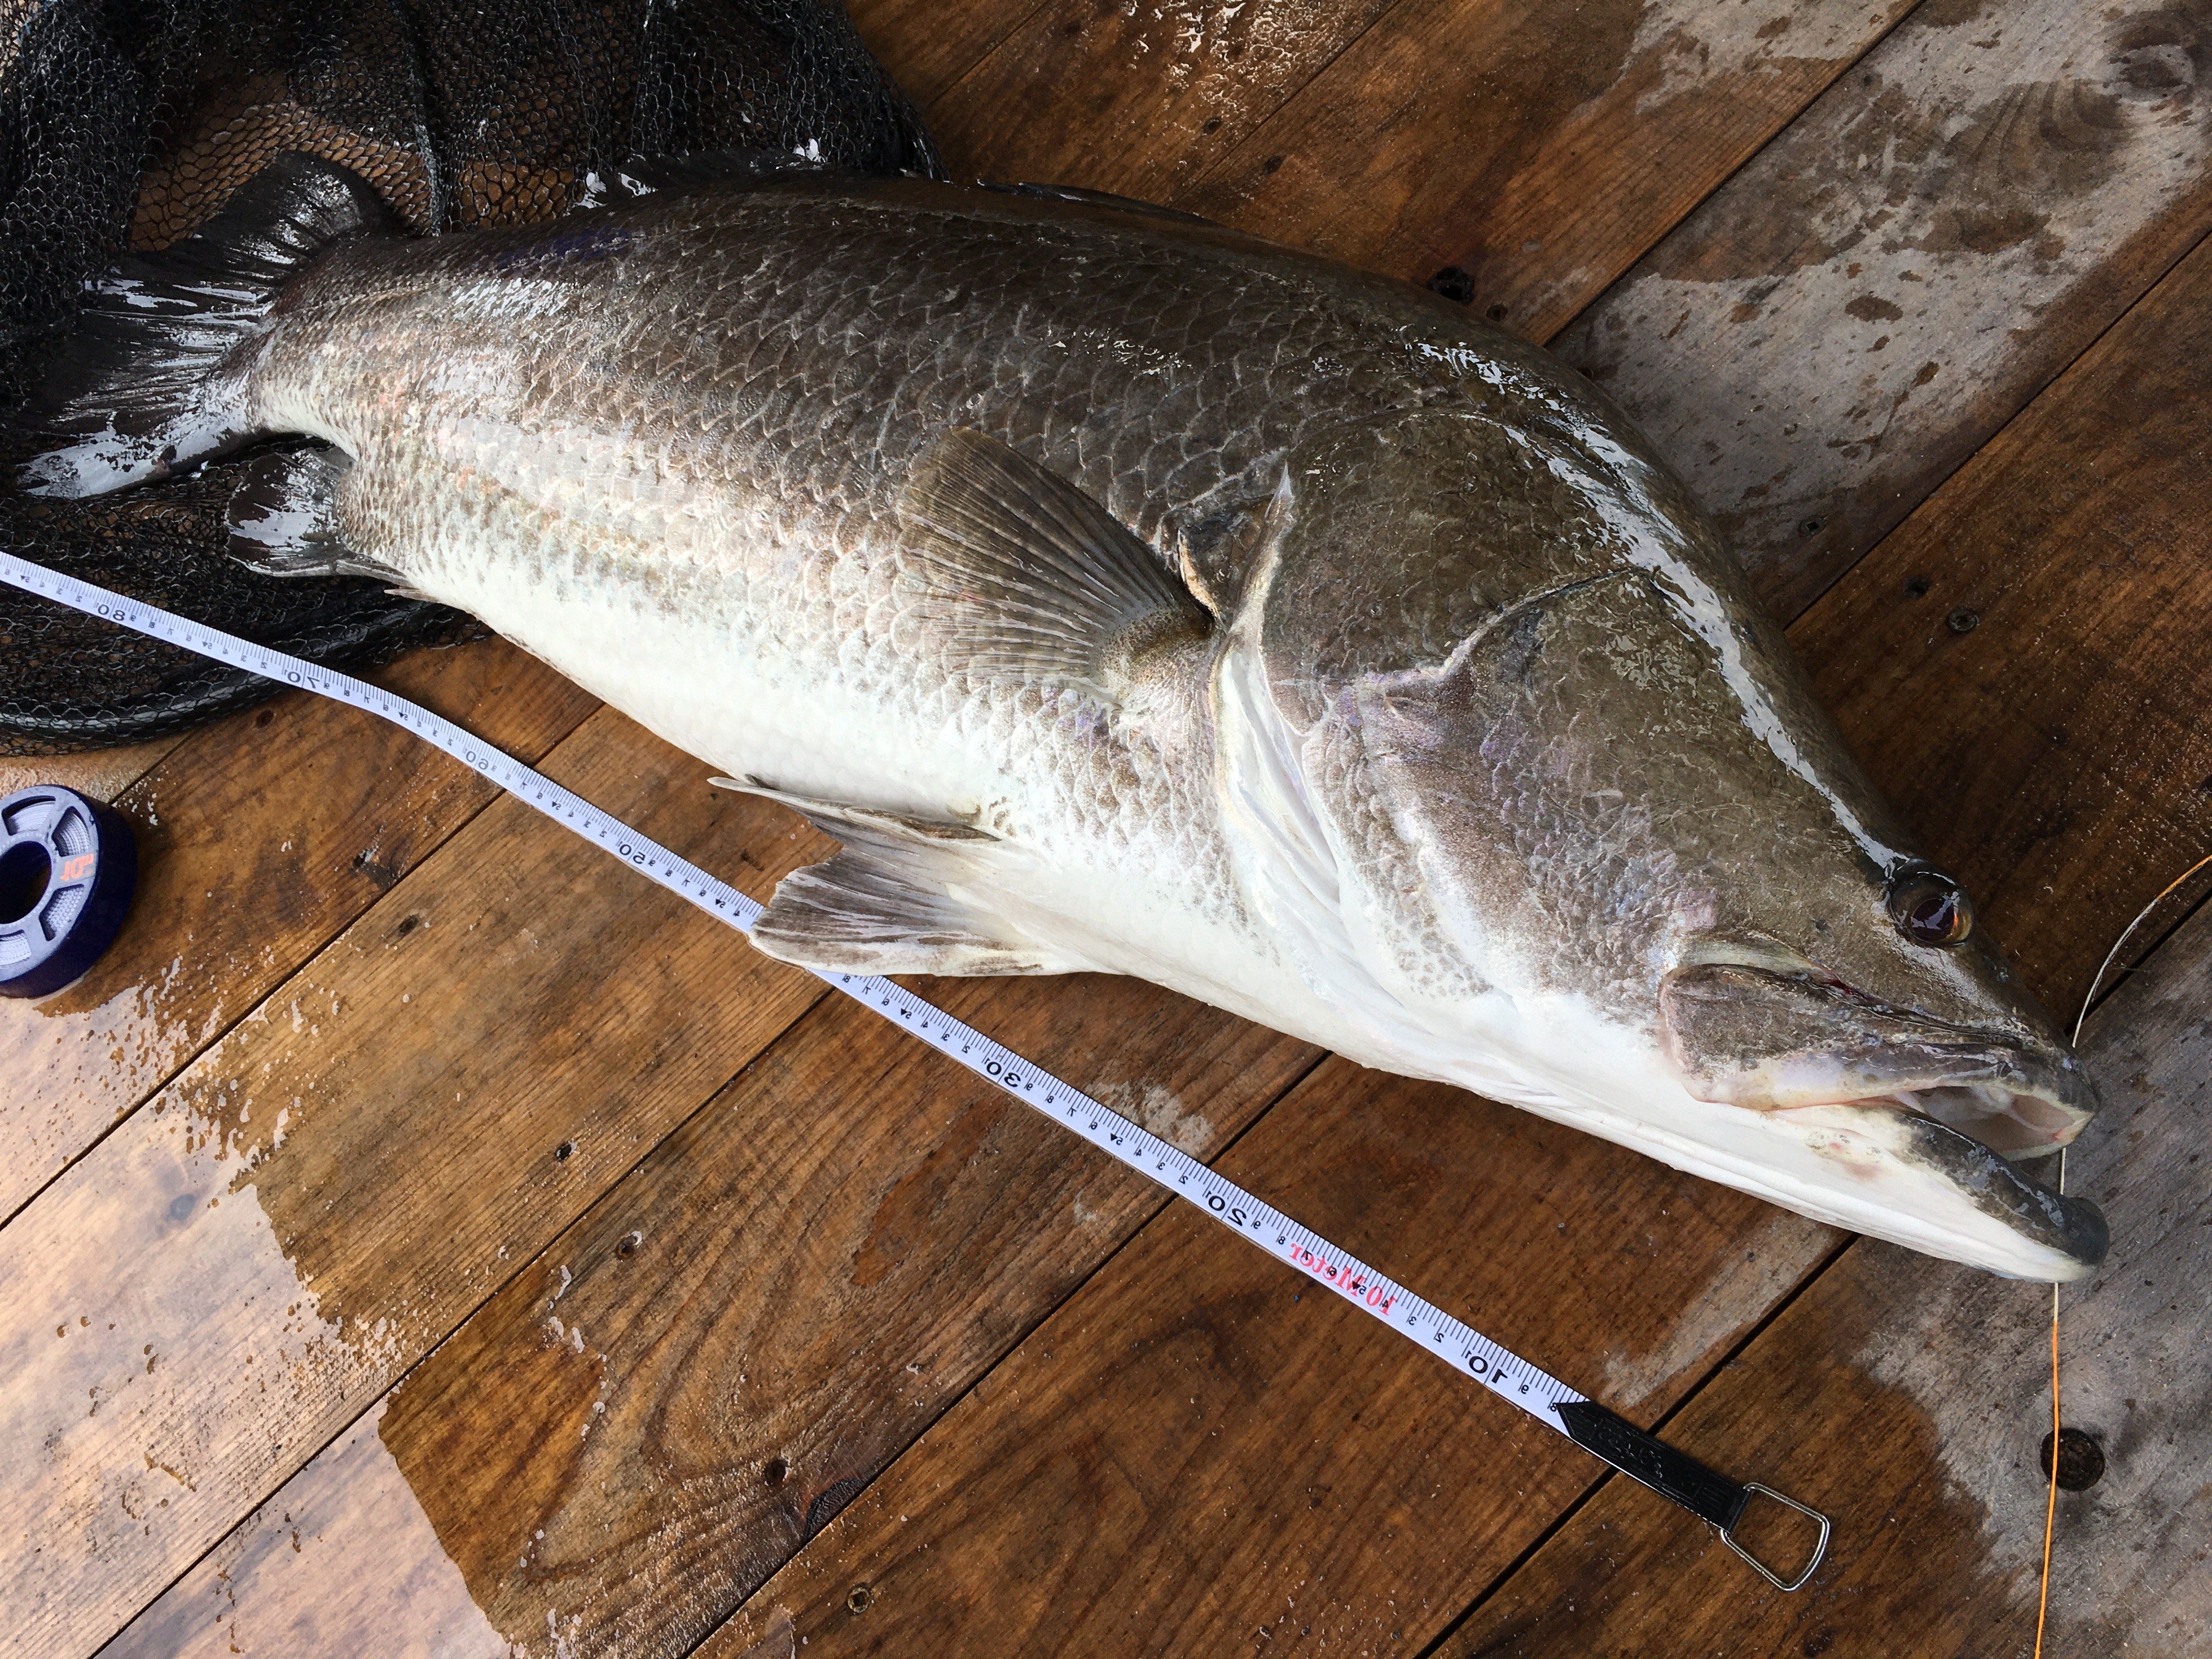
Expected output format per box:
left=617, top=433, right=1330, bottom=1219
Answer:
left=1464, top=1065, right=2108, bottom=1281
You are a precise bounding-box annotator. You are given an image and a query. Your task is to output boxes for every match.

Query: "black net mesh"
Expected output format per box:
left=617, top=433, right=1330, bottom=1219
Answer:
left=0, top=0, right=939, bottom=753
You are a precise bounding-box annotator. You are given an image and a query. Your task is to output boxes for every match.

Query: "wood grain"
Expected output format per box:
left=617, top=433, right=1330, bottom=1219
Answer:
left=1796, top=219, right=2212, bottom=1021
left=845, top=0, right=1051, bottom=111
left=1, top=706, right=831, bottom=1659
left=693, top=1059, right=1838, bottom=1657
left=1434, top=893, right=2212, bottom=1659
left=1555, top=0, right=2212, bottom=618
left=101, top=978, right=1316, bottom=1659
left=924, top=0, right=1392, bottom=204
left=0, top=639, right=596, bottom=1224
left=0, top=735, right=182, bottom=808
left=1176, top=0, right=1917, bottom=342
left=89, top=1406, right=515, bottom=1659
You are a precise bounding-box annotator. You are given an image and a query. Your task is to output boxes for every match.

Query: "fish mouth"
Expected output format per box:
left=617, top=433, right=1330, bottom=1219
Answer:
left=1657, top=960, right=2107, bottom=1277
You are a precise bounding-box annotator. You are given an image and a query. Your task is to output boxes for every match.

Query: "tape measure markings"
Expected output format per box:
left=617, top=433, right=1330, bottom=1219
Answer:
left=0, top=546, right=1827, bottom=1590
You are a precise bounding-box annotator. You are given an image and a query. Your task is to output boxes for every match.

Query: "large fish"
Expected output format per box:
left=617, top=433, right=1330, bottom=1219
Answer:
left=14, top=155, right=2107, bottom=1279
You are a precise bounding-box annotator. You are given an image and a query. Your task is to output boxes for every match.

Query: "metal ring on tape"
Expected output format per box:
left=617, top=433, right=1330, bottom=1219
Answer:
left=0, top=785, right=138, bottom=998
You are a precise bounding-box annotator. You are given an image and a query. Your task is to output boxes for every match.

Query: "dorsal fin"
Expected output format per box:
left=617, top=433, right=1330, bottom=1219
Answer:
left=899, top=428, right=1213, bottom=699
left=577, top=150, right=846, bottom=207
left=978, top=181, right=1221, bottom=227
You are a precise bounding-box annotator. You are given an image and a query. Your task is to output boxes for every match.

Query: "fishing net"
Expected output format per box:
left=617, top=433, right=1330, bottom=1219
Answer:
left=0, top=0, right=940, bottom=753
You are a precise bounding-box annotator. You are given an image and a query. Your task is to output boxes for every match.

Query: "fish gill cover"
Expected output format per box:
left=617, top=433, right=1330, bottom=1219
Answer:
left=0, top=0, right=940, bottom=754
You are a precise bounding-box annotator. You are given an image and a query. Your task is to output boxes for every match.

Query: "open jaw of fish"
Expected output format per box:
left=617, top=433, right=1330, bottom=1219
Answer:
left=9, top=155, right=2107, bottom=1280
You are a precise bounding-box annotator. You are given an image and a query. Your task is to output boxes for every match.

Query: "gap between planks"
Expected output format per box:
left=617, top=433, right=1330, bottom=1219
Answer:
left=21, top=0, right=2212, bottom=1645
left=0, top=644, right=601, bottom=1229
left=1418, top=888, right=2212, bottom=1659
left=97, top=1008, right=1335, bottom=1659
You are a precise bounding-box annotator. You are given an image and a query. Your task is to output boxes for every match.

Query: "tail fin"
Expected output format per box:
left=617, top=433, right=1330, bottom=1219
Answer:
left=12, top=154, right=389, bottom=499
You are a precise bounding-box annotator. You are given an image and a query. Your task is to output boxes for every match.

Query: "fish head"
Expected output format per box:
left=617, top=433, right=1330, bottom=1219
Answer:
left=1222, top=379, right=2103, bottom=1280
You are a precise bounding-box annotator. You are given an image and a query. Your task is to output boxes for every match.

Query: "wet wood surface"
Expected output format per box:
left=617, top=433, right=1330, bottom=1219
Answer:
left=99, top=980, right=1318, bottom=1658
left=924, top=0, right=1918, bottom=344
left=1553, top=0, right=2212, bottom=619
left=692, top=1062, right=1837, bottom=1658
left=6, top=0, right=2211, bottom=1655
left=4, top=707, right=829, bottom=1659
left=0, top=641, right=595, bottom=1223
left=1433, top=884, right=2212, bottom=1659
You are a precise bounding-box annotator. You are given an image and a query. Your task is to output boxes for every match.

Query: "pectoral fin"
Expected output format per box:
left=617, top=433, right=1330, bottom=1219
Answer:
left=899, top=427, right=1212, bottom=699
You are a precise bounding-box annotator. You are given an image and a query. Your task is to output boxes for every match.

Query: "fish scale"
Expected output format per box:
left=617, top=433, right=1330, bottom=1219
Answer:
left=9, top=162, right=2109, bottom=1290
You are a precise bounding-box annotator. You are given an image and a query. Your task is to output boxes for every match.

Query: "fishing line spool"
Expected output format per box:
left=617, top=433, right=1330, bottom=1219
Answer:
left=0, top=785, right=138, bottom=998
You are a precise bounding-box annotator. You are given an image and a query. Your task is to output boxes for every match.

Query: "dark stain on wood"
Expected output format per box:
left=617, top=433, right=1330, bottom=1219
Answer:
left=1795, top=223, right=2212, bottom=1015
left=366, top=978, right=1311, bottom=1656
left=853, top=1094, right=1005, bottom=1288
left=1438, top=895, right=2212, bottom=1659
left=1559, top=0, right=2212, bottom=619
left=692, top=1063, right=1836, bottom=1657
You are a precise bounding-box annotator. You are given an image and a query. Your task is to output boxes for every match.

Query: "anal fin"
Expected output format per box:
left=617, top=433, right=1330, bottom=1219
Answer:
left=226, top=444, right=403, bottom=583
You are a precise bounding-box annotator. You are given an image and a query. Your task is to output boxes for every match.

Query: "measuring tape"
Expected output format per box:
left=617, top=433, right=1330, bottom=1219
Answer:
left=0, top=546, right=1829, bottom=1590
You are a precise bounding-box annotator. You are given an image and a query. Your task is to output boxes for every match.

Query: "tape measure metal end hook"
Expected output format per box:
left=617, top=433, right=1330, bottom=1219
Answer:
left=1557, top=1399, right=1830, bottom=1590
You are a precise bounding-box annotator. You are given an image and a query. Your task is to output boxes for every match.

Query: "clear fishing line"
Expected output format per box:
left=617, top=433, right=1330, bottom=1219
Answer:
left=0, top=546, right=1830, bottom=1589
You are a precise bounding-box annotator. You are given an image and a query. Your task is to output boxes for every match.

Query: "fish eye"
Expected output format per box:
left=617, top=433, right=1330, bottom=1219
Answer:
left=1887, top=867, right=1973, bottom=947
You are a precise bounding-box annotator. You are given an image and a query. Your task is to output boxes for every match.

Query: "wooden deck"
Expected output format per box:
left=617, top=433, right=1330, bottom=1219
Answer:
left=7, top=1, right=2212, bottom=1654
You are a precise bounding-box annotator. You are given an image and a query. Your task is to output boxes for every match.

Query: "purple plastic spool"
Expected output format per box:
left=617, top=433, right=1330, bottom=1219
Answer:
left=0, top=785, right=138, bottom=998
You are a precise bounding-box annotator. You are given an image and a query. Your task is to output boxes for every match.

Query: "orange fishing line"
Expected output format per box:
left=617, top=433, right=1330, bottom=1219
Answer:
left=2038, top=850, right=2212, bottom=1658
left=2033, top=1218, right=2059, bottom=1659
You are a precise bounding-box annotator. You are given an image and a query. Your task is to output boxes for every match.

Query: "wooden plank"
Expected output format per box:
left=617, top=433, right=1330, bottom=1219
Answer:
left=844, top=0, right=1051, bottom=111
left=0, top=735, right=184, bottom=809
left=0, top=706, right=832, bottom=1659
left=1173, top=0, right=1918, bottom=342
left=1799, top=221, right=2212, bottom=1021
left=690, top=1060, right=1838, bottom=1656
left=98, top=979, right=1317, bottom=1658
left=661, top=123, right=2212, bottom=1651
left=88, top=1407, right=515, bottom=1659
left=0, top=640, right=596, bottom=1223
left=920, top=0, right=1913, bottom=351
left=922, top=0, right=1392, bottom=202
left=1433, top=893, right=2212, bottom=1659
left=1553, top=0, right=2212, bottom=619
